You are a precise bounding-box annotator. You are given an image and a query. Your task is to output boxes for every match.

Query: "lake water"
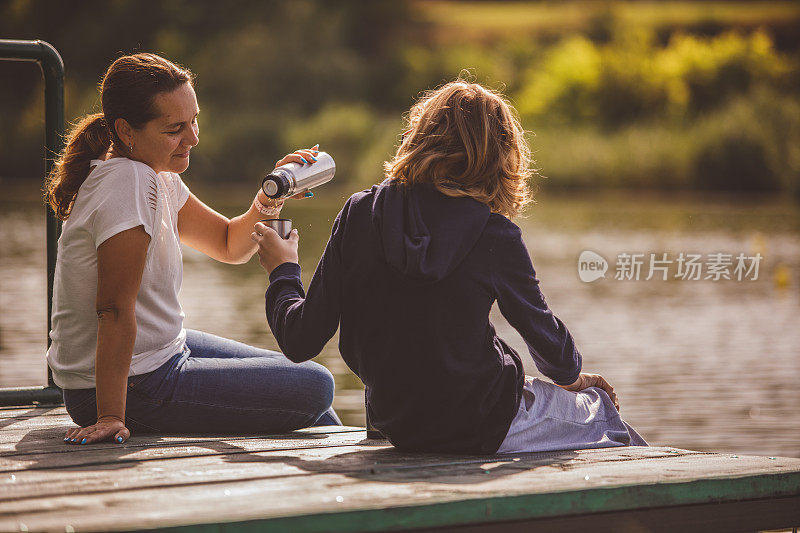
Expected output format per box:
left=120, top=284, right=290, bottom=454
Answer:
left=2, top=181, right=799, bottom=458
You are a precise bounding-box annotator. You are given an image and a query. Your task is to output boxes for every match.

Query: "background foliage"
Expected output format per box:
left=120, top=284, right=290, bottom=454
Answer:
left=1, top=0, right=799, bottom=197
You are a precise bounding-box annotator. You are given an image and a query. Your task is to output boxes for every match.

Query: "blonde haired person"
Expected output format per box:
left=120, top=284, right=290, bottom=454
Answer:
left=48, top=53, right=339, bottom=446
left=251, top=81, right=645, bottom=454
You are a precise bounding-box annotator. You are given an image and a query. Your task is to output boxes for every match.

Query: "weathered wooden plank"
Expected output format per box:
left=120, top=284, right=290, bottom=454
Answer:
left=346, top=497, right=800, bottom=533
left=1, top=445, right=712, bottom=499
left=0, top=410, right=704, bottom=473
left=2, top=446, right=799, bottom=532
left=1, top=408, right=799, bottom=532
left=0, top=428, right=372, bottom=473
left=4, top=468, right=800, bottom=532
left=157, top=493, right=800, bottom=533
left=0, top=406, right=65, bottom=419
left=0, top=412, right=362, bottom=453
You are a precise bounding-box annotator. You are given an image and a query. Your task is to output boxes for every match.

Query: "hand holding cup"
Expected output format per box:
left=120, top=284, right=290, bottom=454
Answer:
left=260, top=218, right=292, bottom=239
left=251, top=221, right=299, bottom=275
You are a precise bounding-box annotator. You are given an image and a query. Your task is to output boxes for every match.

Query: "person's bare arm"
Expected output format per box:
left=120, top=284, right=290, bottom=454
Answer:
left=176, top=191, right=264, bottom=264
left=64, top=225, right=150, bottom=445
left=177, top=147, right=317, bottom=264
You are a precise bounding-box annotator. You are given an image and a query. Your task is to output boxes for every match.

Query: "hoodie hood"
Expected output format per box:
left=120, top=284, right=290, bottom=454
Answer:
left=371, top=179, right=490, bottom=283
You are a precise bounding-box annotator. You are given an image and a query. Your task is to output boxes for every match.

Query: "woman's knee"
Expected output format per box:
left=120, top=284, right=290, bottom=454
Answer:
left=297, top=361, right=335, bottom=414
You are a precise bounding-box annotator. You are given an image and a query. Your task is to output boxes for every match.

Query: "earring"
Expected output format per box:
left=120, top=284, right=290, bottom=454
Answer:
left=129, top=141, right=134, bottom=153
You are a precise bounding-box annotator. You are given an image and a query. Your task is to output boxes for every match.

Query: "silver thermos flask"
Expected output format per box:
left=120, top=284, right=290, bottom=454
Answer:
left=261, top=151, right=336, bottom=199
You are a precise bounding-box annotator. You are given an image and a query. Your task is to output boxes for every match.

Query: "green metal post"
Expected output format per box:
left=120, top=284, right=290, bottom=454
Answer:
left=0, top=39, right=64, bottom=406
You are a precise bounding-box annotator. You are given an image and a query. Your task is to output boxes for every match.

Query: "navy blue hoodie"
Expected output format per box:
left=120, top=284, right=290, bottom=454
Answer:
left=265, top=180, right=582, bottom=454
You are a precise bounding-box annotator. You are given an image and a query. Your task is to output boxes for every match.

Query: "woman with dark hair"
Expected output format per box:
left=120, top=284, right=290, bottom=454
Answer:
left=49, top=53, right=339, bottom=445
left=251, top=80, right=645, bottom=454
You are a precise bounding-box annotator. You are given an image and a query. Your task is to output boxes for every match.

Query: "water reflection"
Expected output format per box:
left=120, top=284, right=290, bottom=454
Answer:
left=2, top=183, right=798, bottom=458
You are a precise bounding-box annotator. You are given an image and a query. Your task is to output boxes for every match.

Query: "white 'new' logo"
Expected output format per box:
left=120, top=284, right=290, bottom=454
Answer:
left=578, top=250, right=608, bottom=282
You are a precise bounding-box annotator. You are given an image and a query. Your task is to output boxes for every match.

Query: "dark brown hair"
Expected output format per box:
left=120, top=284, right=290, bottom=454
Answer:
left=45, top=53, right=193, bottom=220
left=384, top=80, right=533, bottom=218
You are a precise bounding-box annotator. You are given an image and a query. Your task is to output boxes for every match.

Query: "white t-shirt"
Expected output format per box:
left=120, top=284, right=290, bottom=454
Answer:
left=47, top=157, right=190, bottom=389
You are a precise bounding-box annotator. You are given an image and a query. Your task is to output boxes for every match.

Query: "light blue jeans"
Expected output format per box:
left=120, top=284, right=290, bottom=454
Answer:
left=63, top=329, right=341, bottom=433
left=497, top=376, right=647, bottom=454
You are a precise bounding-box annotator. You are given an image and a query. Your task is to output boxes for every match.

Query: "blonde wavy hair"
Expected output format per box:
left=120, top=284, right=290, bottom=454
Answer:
left=384, top=80, right=534, bottom=218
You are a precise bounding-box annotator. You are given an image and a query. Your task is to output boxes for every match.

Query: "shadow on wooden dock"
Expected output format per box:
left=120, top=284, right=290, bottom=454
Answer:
left=1, top=406, right=799, bottom=532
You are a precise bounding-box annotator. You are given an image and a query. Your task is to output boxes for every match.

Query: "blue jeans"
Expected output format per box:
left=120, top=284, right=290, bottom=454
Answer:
left=63, top=329, right=341, bottom=434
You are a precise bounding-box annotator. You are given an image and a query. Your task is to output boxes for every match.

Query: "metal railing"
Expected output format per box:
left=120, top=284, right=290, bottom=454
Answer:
left=0, top=39, right=64, bottom=406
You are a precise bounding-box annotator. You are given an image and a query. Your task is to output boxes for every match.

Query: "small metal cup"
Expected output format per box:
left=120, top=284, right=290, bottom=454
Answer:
left=260, top=218, right=292, bottom=239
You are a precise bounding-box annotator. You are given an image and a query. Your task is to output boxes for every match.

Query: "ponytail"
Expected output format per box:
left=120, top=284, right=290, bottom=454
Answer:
left=44, top=53, right=193, bottom=220
left=44, top=113, right=111, bottom=220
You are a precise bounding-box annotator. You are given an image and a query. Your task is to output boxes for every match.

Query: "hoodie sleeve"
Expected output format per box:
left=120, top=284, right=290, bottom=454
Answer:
left=492, top=223, right=582, bottom=385
left=264, top=201, right=348, bottom=363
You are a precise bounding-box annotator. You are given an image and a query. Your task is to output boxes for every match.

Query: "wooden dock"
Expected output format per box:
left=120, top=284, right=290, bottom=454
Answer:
left=1, top=406, right=799, bottom=532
